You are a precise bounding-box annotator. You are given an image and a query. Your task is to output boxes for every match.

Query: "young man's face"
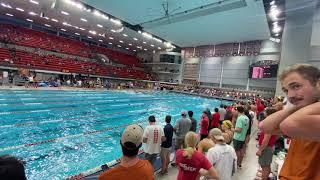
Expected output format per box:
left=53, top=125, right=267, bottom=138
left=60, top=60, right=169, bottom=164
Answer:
left=281, top=72, right=320, bottom=108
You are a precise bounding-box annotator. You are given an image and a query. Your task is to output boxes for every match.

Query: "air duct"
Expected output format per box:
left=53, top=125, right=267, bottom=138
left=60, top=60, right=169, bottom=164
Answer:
left=140, top=0, right=247, bottom=28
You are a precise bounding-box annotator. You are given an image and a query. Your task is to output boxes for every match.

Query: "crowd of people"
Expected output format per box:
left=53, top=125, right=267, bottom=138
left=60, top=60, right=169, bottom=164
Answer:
left=98, top=63, right=320, bottom=180
left=1, top=64, right=319, bottom=180
left=156, top=83, right=273, bottom=102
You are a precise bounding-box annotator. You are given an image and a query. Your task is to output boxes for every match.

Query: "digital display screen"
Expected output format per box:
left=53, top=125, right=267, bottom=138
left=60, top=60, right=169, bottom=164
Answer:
left=249, top=64, right=278, bottom=78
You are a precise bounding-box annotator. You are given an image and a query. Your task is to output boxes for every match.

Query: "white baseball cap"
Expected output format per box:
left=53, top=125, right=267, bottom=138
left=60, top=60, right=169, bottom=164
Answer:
left=120, top=124, right=143, bottom=149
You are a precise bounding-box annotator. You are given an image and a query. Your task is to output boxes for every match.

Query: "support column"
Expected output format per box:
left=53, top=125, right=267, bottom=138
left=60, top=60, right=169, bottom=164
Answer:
left=219, top=58, right=224, bottom=88
left=198, top=58, right=202, bottom=83
left=246, top=57, right=253, bottom=90
left=275, top=0, right=317, bottom=95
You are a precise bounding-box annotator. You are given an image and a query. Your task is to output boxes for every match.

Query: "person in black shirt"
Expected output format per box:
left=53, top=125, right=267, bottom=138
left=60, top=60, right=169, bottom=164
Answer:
left=205, top=108, right=213, bottom=131
left=188, top=111, right=197, bottom=132
left=160, top=115, right=174, bottom=175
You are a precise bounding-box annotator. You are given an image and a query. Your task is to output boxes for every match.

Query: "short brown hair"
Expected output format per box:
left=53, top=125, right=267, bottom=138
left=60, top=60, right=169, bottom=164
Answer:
left=279, top=64, right=320, bottom=86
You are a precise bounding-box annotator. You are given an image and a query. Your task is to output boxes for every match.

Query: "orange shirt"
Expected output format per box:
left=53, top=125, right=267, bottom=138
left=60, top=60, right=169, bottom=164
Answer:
left=279, top=138, right=320, bottom=180
left=99, top=159, right=154, bottom=180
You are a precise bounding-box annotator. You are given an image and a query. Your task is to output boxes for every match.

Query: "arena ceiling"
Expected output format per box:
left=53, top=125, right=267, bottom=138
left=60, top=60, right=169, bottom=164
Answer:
left=82, top=0, right=271, bottom=47
left=1, top=0, right=273, bottom=52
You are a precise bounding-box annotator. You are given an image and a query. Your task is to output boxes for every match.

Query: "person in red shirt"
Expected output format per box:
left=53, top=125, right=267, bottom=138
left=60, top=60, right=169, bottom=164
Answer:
left=256, top=108, right=278, bottom=180
left=200, top=111, right=209, bottom=140
left=256, top=101, right=266, bottom=118
left=176, top=131, right=218, bottom=180
left=211, top=108, right=220, bottom=129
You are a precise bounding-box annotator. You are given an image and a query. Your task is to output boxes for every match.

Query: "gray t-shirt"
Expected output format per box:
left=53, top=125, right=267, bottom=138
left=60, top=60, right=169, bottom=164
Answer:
left=218, top=108, right=227, bottom=121
left=174, top=117, right=191, bottom=139
left=189, top=117, right=197, bottom=132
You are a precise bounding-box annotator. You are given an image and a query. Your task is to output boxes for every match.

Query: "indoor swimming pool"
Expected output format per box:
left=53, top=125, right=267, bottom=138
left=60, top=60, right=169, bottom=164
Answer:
left=0, top=89, right=231, bottom=179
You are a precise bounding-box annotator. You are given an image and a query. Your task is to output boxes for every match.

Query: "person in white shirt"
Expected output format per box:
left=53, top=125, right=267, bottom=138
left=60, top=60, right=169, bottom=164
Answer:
left=206, top=128, right=237, bottom=180
left=143, top=115, right=165, bottom=166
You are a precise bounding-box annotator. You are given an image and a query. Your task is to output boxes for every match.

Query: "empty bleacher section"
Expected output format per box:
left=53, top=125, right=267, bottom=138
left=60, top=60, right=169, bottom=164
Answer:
left=0, top=23, right=150, bottom=80
left=0, top=24, right=91, bottom=58
left=182, top=63, right=200, bottom=80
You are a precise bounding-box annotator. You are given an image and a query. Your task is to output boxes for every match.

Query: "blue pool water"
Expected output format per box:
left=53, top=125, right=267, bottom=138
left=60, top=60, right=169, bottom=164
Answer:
left=0, top=89, right=231, bottom=179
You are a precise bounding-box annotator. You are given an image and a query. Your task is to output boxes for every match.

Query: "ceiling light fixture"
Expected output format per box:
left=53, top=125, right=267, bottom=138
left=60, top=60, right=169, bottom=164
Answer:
left=88, top=36, right=92, bottom=39
left=108, top=42, right=112, bottom=45
left=133, top=50, right=136, bottom=52
left=269, top=8, right=280, bottom=20
left=51, top=18, right=58, bottom=22
left=133, top=38, right=138, bottom=41
left=89, top=30, right=97, bottom=35
left=164, top=42, right=172, bottom=47
left=109, top=37, right=114, bottom=40
left=153, top=37, right=162, bottom=43
left=271, top=5, right=277, bottom=9
left=150, top=44, right=154, bottom=47
left=44, top=24, right=51, bottom=27
left=97, top=24, right=103, bottom=28
left=63, top=22, right=71, bottom=26
left=16, top=7, right=25, bottom=12
left=43, top=17, right=49, bottom=20
left=29, top=0, right=39, bottom=5
left=142, top=32, right=152, bottom=39
left=75, top=33, right=80, bottom=35
left=117, top=45, right=121, bottom=47
left=110, top=29, right=116, bottom=33
left=110, top=18, right=122, bottom=26
left=79, top=27, right=85, bottom=31
left=29, top=12, right=37, bottom=16
left=272, top=26, right=281, bottom=33
left=144, top=48, right=148, bottom=51
left=128, top=44, right=132, bottom=46
left=114, top=27, right=124, bottom=33
left=99, top=39, right=103, bottom=42
left=93, top=10, right=102, bottom=17
left=61, top=28, right=66, bottom=31
left=5, top=13, right=13, bottom=17
left=123, top=34, right=128, bottom=37
left=26, top=19, right=33, bottom=22
left=143, top=42, right=146, bottom=44
left=158, top=47, right=161, bottom=50
left=80, top=18, right=87, bottom=22
left=119, top=40, right=123, bottom=43
left=75, top=3, right=83, bottom=9
left=126, top=48, right=129, bottom=50
left=102, top=15, right=109, bottom=20
left=61, top=11, right=69, bottom=15
left=1, top=3, right=12, bottom=8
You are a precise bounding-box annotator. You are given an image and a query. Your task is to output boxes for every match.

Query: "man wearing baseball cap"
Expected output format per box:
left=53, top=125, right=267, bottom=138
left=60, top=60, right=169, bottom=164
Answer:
left=99, top=124, right=154, bottom=180
left=206, top=128, right=237, bottom=180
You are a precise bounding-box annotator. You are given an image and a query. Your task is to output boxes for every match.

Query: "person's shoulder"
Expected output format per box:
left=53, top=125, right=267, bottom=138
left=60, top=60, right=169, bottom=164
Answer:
left=138, top=159, right=153, bottom=168
left=166, top=124, right=174, bottom=129
left=99, top=166, right=123, bottom=179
